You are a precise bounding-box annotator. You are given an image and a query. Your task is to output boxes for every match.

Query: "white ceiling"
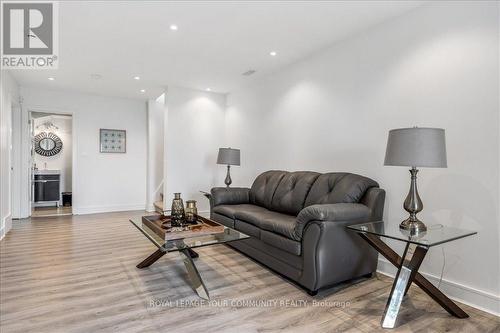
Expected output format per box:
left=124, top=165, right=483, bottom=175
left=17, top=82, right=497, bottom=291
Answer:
left=9, top=1, right=422, bottom=100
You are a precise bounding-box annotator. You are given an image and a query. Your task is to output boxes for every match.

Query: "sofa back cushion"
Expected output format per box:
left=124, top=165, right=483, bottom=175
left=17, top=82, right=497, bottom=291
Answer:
left=304, top=173, right=378, bottom=206
left=270, top=171, right=320, bottom=215
left=250, top=170, right=287, bottom=209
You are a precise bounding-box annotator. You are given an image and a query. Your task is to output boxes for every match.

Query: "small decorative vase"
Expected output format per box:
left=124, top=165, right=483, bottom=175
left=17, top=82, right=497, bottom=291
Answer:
left=170, top=193, right=185, bottom=227
left=185, top=200, right=198, bottom=224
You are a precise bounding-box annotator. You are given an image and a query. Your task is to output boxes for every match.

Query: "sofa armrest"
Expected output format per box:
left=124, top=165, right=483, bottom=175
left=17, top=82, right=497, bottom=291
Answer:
left=360, top=187, right=385, bottom=221
left=210, top=187, right=250, bottom=207
left=294, top=203, right=371, bottom=240
left=299, top=216, right=378, bottom=290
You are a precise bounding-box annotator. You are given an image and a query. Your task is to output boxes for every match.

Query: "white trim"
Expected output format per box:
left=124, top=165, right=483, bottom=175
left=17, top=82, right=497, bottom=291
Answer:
left=163, top=87, right=169, bottom=213
left=0, top=214, right=11, bottom=241
left=19, top=106, right=30, bottom=218
left=146, top=100, right=153, bottom=210
left=21, top=105, right=77, bottom=218
left=146, top=94, right=166, bottom=212
left=377, top=258, right=500, bottom=317
left=11, top=105, right=22, bottom=218
left=73, top=204, right=146, bottom=215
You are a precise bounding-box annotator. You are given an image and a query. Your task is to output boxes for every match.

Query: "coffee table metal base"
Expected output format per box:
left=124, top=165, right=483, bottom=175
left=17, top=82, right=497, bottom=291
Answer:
left=136, top=247, right=209, bottom=300
left=180, top=249, right=209, bottom=299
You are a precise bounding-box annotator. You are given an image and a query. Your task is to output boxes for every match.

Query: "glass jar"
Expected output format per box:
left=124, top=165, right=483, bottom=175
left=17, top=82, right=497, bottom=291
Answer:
left=170, top=193, right=185, bottom=227
left=185, top=200, right=198, bottom=224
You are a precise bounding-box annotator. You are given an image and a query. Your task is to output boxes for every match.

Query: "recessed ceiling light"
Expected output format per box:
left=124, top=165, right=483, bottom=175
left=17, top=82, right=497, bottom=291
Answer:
left=90, top=73, right=102, bottom=80
left=206, top=88, right=211, bottom=92
left=48, top=77, right=55, bottom=81
left=133, top=76, right=140, bottom=80
left=170, top=24, right=178, bottom=31
left=140, top=89, right=146, bottom=93
left=270, top=51, right=277, bottom=56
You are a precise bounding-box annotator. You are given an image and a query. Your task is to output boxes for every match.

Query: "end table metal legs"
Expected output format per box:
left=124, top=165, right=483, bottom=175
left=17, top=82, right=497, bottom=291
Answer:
left=381, top=244, right=428, bottom=328
left=359, top=233, right=469, bottom=329
left=181, top=249, right=210, bottom=300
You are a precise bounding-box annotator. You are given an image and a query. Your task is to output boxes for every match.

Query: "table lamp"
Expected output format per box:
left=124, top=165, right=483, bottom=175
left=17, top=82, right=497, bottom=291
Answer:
left=384, top=127, right=447, bottom=234
left=217, top=147, right=240, bottom=187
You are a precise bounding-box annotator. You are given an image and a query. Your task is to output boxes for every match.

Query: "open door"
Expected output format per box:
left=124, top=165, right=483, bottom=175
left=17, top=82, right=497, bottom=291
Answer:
left=29, top=111, right=73, bottom=217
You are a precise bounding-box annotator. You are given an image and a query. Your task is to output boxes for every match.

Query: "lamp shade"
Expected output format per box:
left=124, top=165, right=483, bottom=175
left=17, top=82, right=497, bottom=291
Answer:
left=384, top=127, right=447, bottom=168
left=217, top=148, right=240, bottom=166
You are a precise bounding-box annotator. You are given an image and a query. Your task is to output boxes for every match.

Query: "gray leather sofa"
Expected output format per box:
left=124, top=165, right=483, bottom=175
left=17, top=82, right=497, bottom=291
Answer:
left=210, top=170, right=385, bottom=295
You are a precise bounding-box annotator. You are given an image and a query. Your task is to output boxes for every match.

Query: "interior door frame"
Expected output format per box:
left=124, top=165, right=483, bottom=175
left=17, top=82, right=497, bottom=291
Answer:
left=22, top=106, right=76, bottom=217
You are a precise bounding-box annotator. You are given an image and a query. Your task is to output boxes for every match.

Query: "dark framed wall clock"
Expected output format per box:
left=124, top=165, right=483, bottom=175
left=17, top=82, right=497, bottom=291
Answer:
left=100, top=129, right=126, bottom=153
left=34, top=132, right=63, bottom=157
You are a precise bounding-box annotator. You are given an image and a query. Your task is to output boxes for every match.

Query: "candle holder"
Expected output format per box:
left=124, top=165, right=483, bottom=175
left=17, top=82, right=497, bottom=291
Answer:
left=170, top=193, right=185, bottom=227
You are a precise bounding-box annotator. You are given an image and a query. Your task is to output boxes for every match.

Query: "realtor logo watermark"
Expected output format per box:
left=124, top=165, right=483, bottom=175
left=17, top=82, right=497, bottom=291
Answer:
left=1, top=1, right=59, bottom=69
left=149, top=298, right=351, bottom=309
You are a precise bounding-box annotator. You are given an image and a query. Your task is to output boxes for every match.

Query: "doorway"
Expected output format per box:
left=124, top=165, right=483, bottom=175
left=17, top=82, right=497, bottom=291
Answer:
left=30, top=112, right=73, bottom=217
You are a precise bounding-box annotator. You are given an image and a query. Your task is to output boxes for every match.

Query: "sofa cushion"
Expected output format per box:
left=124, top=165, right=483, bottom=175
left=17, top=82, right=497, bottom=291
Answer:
left=234, top=219, right=261, bottom=238
left=211, top=212, right=235, bottom=228
left=270, top=171, right=320, bottom=215
left=233, top=206, right=275, bottom=228
left=249, top=170, right=287, bottom=209
left=260, top=230, right=301, bottom=256
left=305, top=173, right=378, bottom=207
left=213, top=204, right=263, bottom=219
left=235, top=208, right=297, bottom=240
left=260, top=212, right=297, bottom=240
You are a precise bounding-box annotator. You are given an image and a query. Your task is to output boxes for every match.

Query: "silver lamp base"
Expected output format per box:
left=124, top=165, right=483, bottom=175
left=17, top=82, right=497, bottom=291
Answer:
left=400, top=167, right=427, bottom=235
left=224, top=165, right=232, bottom=187
left=399, top=217, right=427, bottom=235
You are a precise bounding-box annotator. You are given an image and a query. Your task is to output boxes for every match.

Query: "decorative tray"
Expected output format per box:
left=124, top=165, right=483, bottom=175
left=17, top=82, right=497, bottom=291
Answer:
left=141, top=214, right=225, bottom=241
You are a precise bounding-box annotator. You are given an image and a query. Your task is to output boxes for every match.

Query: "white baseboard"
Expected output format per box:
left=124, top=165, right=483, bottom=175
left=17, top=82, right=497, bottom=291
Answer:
left=73, top=204, right=146, bottom=215
left=145, top=204, right=155, bottom=212
left=1, top=214, right=12, bottom=241
left=377, top=258, right=500, bottom=317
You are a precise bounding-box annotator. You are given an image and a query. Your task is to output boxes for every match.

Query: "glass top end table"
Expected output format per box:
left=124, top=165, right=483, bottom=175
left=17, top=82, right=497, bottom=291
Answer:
left=130, top=214, right=249, bottom=300
left=347, top=221, right=477, bottom=329
left=348, top=221, right=477, bottom=247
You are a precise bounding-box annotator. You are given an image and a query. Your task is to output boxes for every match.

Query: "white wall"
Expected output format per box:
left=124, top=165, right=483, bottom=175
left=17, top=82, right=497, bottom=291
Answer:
left=146, top=93, right=165, bottom=211
left=226, top=1, right=499, bottom=314
left=33, top=115, right=72, bottom=206
left=20, top=87, right=148, bottom=215
left=165, top=86, right=226, bottom=213
left=0, top=72, right=19, bottom=239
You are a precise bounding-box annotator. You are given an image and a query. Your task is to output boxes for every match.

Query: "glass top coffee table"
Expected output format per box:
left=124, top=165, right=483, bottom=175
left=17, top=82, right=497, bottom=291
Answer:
left=347, top=221, right=477, bottom=329
left=130, top=214, right=249, bottom=299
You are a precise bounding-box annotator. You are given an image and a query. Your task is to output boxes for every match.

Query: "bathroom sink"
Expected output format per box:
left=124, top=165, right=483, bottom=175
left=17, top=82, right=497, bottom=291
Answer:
left=34, top=169, right=60, bottom=175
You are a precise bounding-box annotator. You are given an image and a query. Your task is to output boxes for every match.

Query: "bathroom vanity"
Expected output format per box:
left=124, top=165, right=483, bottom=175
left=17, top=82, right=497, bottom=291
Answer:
left=33, top=170, right=61, bottom=207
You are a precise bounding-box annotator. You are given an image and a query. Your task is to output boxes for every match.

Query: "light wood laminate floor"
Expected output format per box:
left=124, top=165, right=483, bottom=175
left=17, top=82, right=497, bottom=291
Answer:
left=1, top=211, right=498, bottom=333
left=32, top=206, right=72, bottom=217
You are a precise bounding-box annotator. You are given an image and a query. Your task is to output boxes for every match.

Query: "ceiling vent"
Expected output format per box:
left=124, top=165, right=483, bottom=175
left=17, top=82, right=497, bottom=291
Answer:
left=242, top=69, right=256, bottom=76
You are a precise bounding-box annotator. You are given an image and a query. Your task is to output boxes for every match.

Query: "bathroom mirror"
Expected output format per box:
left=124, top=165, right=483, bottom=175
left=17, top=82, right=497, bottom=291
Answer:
left=34, top=132, right=63, bottom=157
left=40, top=138, right=56, bottom=150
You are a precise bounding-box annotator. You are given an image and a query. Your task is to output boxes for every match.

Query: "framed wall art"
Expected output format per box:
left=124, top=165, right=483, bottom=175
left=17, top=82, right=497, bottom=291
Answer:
left=100, top=129, right=126, bottom=153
